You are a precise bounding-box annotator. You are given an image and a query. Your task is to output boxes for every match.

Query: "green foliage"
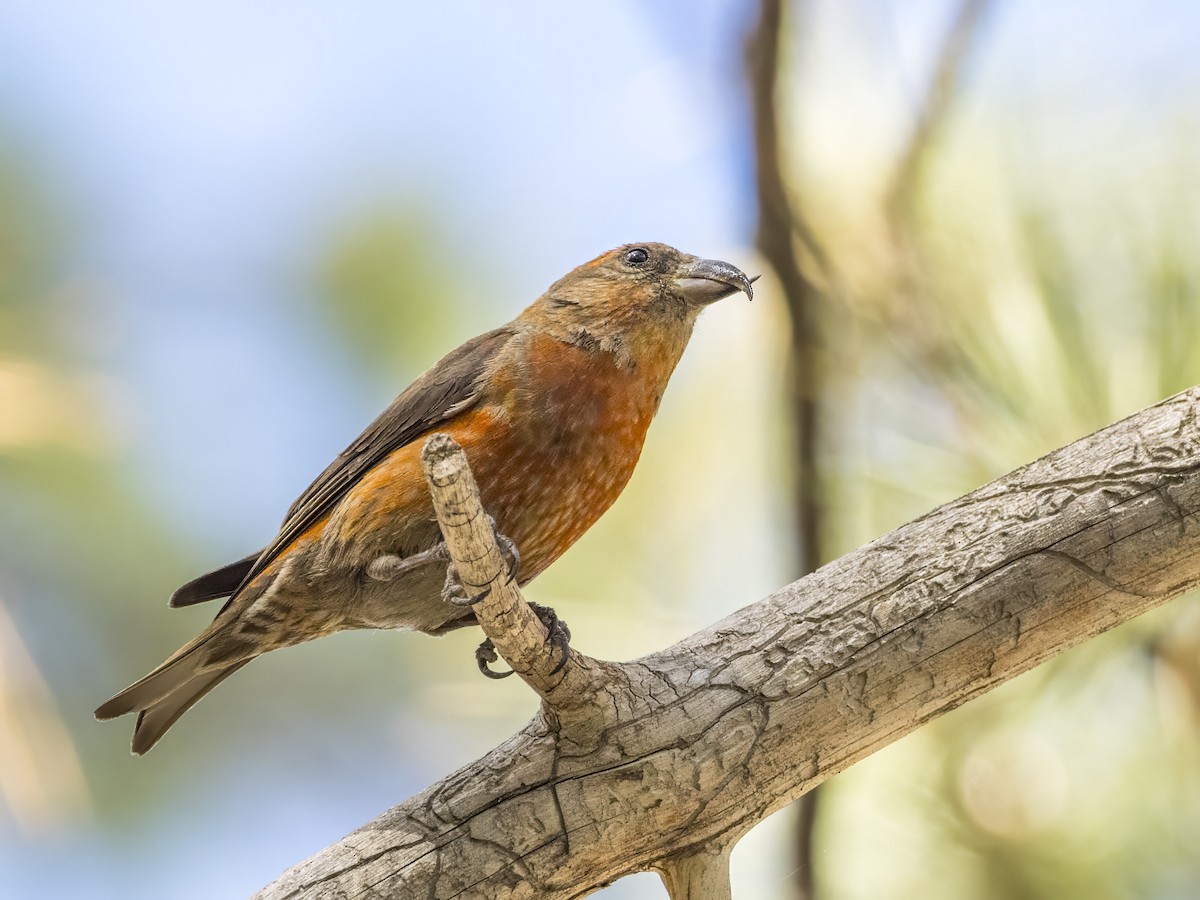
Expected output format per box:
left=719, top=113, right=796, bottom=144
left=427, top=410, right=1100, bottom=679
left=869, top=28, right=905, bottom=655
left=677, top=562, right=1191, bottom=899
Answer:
left=315, top=204, right=471, bottom=381
left=0, top=144, right=63, bottom=357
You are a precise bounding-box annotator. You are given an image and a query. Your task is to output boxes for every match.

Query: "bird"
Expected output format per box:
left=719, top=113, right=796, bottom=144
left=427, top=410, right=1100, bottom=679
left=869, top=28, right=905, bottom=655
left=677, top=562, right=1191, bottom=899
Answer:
left=95, top=242, right=754, bottom=754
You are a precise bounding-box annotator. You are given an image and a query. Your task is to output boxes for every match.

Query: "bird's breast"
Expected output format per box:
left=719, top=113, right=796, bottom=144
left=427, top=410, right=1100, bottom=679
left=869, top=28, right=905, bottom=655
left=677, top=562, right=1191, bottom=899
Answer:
left=471, top=333, right=669, bottom=578
left=324, top=330, right=681, bottom=587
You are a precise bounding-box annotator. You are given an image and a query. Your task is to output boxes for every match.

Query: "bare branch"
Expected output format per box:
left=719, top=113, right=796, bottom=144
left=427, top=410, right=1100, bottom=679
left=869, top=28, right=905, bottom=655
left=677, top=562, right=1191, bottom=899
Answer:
left=420, top=433, right=571, bottom=697
left=656, top=845, right=733, bottom=900
left=255, top=386, right=1200, bottom=899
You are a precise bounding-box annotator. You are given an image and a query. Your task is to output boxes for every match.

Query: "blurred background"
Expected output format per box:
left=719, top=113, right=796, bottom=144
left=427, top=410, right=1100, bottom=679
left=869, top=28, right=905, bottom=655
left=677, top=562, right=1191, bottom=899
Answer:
left=1, top=0, right=1198, bottom=897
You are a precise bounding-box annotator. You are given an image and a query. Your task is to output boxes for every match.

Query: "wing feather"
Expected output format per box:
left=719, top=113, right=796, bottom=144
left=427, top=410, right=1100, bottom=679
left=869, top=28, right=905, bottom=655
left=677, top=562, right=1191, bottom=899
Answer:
left=233, top=325, right=518, bottom=593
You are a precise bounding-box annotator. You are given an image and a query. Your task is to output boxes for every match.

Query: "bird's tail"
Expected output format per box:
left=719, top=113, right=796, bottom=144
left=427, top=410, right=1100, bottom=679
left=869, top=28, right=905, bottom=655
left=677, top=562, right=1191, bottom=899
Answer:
left=94, top=634, right=250, bottom=755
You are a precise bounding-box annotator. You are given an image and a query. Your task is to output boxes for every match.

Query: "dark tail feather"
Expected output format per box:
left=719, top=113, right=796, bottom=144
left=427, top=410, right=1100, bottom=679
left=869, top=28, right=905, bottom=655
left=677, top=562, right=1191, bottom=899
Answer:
left=95, top=642, right=209, bottom=722
left=95, top=631, right=252, bottom=754
left=130, top=662, right=249, bottom=755
left=170, top=551, right=262, bottom=608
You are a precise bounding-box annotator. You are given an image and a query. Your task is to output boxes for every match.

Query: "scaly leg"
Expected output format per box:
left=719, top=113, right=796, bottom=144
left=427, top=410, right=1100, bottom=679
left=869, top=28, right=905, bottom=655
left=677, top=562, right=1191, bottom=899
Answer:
left=365, top=544, right=450, bottom=582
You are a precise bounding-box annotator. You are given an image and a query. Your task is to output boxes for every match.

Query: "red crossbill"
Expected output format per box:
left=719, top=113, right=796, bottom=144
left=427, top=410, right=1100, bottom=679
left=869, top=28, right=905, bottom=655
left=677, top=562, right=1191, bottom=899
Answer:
left=95, top=242, right=754, bottom=754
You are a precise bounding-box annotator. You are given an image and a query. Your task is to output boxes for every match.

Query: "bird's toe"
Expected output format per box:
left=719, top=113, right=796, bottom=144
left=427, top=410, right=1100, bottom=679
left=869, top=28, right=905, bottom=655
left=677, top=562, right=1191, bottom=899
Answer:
left=529, top=602, right=572, bottom=675
left=442, top=564, right=490, bottom=607
left=475, top=638, right=514, bottom=679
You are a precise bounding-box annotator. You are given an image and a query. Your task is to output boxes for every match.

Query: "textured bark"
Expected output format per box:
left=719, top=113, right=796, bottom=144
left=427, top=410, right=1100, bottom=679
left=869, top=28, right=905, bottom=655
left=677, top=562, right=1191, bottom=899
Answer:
left=655, top=846, right=733, bottom=899
left=255, top=387, right=1200, bottom=899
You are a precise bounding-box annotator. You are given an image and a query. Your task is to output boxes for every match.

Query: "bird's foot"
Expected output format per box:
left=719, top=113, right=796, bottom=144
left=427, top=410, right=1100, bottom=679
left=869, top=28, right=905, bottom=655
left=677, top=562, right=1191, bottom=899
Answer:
left=492, top=522, right=522, bottom=582
left=367, top=543, right=450, bottom=582
left=530, top=602, right=572, bottom=675
left=474, top=602, right=572, bottom=679
left=475, top=638, right=512, bottom=679
left=441, top=517, right=521, bottom=608
left=442, top=564, right=481, bottom=607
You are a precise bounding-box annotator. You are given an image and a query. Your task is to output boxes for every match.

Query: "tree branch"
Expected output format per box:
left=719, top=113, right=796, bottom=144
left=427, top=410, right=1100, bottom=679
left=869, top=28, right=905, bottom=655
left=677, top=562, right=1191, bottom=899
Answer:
left=655, top=845, right=733, bottom=900
left=255, top=386, right=1200, bottom=899
left=420, top=433, right=572, bottom=697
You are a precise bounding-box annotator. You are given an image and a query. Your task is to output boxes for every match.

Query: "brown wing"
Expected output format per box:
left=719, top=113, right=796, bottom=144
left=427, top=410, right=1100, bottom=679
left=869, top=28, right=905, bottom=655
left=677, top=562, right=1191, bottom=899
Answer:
left=232, top=324, right=518, bottom=595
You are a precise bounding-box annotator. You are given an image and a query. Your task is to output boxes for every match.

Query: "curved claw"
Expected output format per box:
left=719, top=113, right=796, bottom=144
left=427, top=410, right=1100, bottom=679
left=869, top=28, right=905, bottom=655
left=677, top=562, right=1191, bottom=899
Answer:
left=443, top=565, right=492, bottom=608
left=475, top=638, right=514, bottom=679
left=484, top=515, right=521, bottom=582
left=548, top=634, right=571, bottom=676
left=530, top=602, right=572, bottom=675
left=471, top=604, right=572, bottom=679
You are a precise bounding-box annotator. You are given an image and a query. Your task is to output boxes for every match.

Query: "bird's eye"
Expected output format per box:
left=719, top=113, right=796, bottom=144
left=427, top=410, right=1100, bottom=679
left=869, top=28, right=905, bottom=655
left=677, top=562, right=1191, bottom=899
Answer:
left=625, top=248, right=649, bottom=266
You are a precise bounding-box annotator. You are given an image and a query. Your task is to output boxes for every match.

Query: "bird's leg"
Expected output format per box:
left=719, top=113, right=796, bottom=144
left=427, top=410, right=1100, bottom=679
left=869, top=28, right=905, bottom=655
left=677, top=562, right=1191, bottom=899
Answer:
left=366, top=519, right=517, bottom=607
left=441, top=515, right=521, bottom=608
left=474, top=601, right=572, bottom=679
left=366, top=543, right=450, bottom=582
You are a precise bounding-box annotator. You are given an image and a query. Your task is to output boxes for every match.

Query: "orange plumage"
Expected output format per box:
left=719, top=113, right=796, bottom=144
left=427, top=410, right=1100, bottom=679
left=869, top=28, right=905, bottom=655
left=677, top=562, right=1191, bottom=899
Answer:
left=96, top=242, right=753, bottom=754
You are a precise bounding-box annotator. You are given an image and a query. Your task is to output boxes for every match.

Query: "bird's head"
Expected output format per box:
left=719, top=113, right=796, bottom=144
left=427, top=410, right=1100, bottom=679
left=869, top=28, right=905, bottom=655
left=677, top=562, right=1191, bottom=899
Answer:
left=526, top=243, right=755, bottom=357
